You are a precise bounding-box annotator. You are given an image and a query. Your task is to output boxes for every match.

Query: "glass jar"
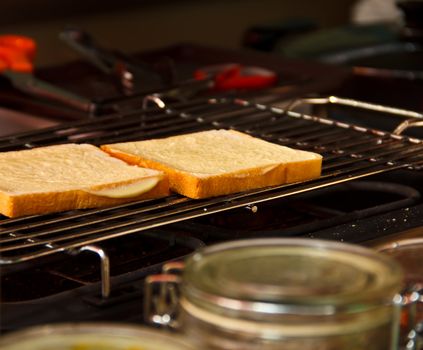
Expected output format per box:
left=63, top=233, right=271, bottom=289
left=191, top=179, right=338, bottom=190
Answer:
left=0, top=323, right=197, bottom=350
left=146, top=238, right=404, bottom=350
left=376, top=237, right=423, bottom=349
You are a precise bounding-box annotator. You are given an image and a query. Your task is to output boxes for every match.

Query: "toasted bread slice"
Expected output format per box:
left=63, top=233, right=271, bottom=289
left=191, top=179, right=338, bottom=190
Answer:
left=102, top=129, right=322, bottom=199
left=0, top=144, right=169, bottom=218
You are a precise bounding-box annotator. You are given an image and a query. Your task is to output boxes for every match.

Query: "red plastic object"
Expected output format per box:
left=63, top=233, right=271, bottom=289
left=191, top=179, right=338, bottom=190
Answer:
left=0, top=35, right=36, bottom=73
left=194, top=63, right=278, bottom=91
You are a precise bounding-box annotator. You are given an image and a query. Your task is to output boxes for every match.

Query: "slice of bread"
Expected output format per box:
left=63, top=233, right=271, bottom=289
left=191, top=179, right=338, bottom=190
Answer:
left=0, top=144, right=169, bottom=218
left=101, top=129, right=322, bottom=199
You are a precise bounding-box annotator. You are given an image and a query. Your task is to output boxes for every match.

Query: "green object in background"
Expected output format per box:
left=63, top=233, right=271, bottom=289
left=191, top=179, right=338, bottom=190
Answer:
left=274, top=23, right=399, bottom=59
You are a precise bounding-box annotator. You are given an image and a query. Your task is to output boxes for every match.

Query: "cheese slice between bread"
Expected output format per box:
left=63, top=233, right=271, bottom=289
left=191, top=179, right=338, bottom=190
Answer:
left=101, top=129, right=322, bottom=199
left=0, top=143, right=169, bottom=218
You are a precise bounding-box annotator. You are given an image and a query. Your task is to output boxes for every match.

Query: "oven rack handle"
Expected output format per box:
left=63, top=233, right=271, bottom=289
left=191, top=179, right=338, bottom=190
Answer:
left=285, top=95, right=423, bottom=137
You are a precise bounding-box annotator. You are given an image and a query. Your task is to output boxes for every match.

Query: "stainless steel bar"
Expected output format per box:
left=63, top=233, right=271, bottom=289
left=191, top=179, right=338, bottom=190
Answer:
left=307, top=135, right=370, bottom=151
left=0, top=197, right=188, bottom=242
left=104, top=117, right=197, bottom=138
left=162, top=261, right=185, bottom=274
left=73, top=106, right=227, bottom=144
left=0, top=194, right=182, bottom=229
left=280, top=128, right=348, bottom=145
left=102, top=122, right=208, bottom=145
left=144, top=274, right=181, bottom=326
left=0, top=196, right=227, bottom=251
left=309, top=134, right=380, bottom=153
left=394, top=120, right=423, bottom=136
left=322, top=142, right=423, bottom=170
left=264, top=123, right=332, bottom=141
left=143, top=95, right=166, bottom=109
left=247, top=118, right=309, bottom=135
left=95, top=110, right=217, bottom=144
left=375, top=237, right=423, bottom=251
left=323, top=149, right=423, bottom=172
left=241, top=99, right=421, bottom=144
left=287, top=96, right=423, bottom=120
left=177, top=100, right=241, bottom=117
left=220, top=110, right=275, bottom=129
left=0, top=101, right=209, bottom=149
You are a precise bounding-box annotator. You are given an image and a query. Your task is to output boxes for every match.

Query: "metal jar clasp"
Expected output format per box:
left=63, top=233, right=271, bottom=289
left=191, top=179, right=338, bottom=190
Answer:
left=144, top=261, right=185, bottom=328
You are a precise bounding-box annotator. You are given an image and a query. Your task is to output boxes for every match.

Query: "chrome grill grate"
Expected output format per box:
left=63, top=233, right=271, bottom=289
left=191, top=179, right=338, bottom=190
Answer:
left=1, top=97, right=422, bottom=264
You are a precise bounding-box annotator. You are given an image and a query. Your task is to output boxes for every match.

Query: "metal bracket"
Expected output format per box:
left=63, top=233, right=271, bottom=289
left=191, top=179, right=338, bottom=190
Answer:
left=286, top=96, right=423, bottom=120
left=142, top=94, right=166, bottom=110
left=144, top=274, right=181, bottom=327
left=68, top=245, right=111, bottom=298
left=393, top=119, right=423, bottom=136
left=162, top=261, right=185, bottom=274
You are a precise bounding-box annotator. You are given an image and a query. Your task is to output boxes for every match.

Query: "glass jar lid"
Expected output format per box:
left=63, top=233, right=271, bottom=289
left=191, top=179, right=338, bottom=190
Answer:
left=181, top=238, right=403, bottom=320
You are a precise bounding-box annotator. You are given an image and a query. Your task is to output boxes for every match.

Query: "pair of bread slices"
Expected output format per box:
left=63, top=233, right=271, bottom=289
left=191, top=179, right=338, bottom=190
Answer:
left=0, top=129, right=322, bottom=218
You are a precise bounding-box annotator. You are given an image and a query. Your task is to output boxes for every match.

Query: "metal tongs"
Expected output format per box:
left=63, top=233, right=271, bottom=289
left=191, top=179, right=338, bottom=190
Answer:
left=60, top=28, right=174, bottom=94
left=143, top=63, right=280, bottom=109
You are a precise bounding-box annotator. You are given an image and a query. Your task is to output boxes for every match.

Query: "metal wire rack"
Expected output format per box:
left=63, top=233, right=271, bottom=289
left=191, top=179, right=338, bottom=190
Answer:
left=1, top=96, right=422, bottom=265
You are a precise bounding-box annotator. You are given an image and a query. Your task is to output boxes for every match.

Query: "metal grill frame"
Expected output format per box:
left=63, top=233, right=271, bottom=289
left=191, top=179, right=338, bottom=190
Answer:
left=1, top=96, right=423, bottom=265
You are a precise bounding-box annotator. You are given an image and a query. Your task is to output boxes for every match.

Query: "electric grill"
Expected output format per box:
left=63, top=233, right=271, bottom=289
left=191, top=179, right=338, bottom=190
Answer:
left=1, top=44, right=422, bottom=335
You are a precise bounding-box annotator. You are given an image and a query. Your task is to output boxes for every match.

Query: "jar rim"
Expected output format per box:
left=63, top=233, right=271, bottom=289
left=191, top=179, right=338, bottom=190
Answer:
left=0, top=323, right=196, bottom=350
left=182, top=238, right=403, bottom=319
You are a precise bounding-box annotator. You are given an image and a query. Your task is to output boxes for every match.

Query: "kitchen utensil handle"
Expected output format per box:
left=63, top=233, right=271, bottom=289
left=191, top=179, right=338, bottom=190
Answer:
left=4, top=70, right=96, bottom=114
left=60, top=28, right=113, bottom=74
